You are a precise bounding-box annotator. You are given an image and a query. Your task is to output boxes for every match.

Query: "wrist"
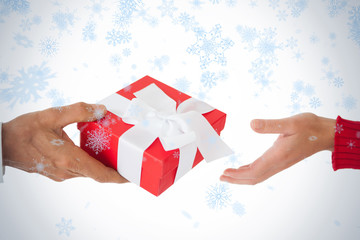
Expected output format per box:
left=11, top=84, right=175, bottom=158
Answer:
left=317, top=116, right=336, bottom=152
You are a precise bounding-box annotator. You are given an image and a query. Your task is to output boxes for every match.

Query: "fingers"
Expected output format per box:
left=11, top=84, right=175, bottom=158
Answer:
left=59, top=144, right=128, bottom=183
left=250, top=116, right=295, bottom=135
left=40, top=102, right=107, bottom=128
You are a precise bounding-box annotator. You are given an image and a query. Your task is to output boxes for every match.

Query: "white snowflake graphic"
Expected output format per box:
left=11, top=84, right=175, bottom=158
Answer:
left=187, top=24, right=234, bottom=69
left=347, top=140, right=356, bottom=150
left=334, top=123, right=344, bottom=134
left=29, top=157, right=50, bottom=175
left=56, top=218, right=75, bottom=237
left=206, top=183, right=231, bottom=209
left=50, top=139, right=65, bottom=146
left=232, top=201, right=246, bottom=216
left=85, top=128, right=111, bottom=154
left=173, top=151, right=180, bottom=159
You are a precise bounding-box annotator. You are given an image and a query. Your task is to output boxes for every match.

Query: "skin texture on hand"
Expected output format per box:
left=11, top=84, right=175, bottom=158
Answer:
left=1, top=102, right=127, bottom=183
left=220, top=113, right=336, bottom=185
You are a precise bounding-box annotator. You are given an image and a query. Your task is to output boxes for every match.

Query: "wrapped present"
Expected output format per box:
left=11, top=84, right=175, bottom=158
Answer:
left=77, top=76, right=233, bottom=196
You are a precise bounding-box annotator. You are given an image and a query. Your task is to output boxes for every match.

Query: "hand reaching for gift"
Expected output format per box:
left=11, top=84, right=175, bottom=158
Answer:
left=221, top=113, right=336, bottom=185
left=2, top=102, right=127, bottom=183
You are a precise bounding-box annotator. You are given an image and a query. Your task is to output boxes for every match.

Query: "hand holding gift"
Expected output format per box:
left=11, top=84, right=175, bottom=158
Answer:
left=1, top=102, right=127, bottom=183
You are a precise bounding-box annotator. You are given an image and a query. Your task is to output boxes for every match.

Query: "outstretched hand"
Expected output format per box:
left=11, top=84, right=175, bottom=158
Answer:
left=2, top=102, right=127, bottom=183
left=221, top=113, right=336, bottom=185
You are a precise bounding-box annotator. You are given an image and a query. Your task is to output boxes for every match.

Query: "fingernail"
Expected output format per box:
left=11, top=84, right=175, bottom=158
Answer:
left=251, top=119, right=263, bottom=130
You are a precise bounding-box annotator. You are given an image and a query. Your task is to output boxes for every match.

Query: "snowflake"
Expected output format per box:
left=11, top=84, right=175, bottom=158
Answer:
left=97, top=114, right=117, bottom=128
left=174, top=77, right=190, bottom=92
left=106, top=29, right=132, bottom=46
left=293, top=50, right=303, bottom=61
left=225, top=153, right=241, bottom=167
left=32, top=15, right=41, bottom=25
left=333, top=77, right=344, bottom=87
left=113, top=0, right=142, bottom=28
left=56, top=218, right=75, bottom=237
left=276, top=10, right=288, bottom=21
left=50, top=139, right=65, bottom=146
left=122, top=48, right=131, bottom=57
left=0, top=70, right=9, bottom=83
left=206, top=183, right=231, bottom=209
left=291, top=101, right=301, bottom=113
left=173, top=151, right=180, bottom=158
left=334, top=123, right=343, bottom=134
left=201, top=71, right=218, bottom=88
left=20, top=18, right=32, bottom=31
left=309, top=97, right=321, bottom=109
left=158, top=0, right=177, bottom=18
left=85, top=128, right=111, bottom=154
left=287, top=0, right=308, bottom=18
left=191, top=0, right=204, bottom=8
left=86, top=0, right=107, bottom=18
left=342, top=95, right=357, bottom=111
left=310, top=33, right=319, bottom=44
left=0, top=62, right=55, bottom=108
left=348, top=6, right=360, bottom=47
left=232, top=201, right=246, bottom=216
left=29, top=156, right=50, bottom=175
left=293, top=80, right=304, bottom=92
left=286, top=37, right=298, bottom=49
left=110, top=54, right=122, bottom=66
left=13, top=33, right=33, bottom=48
left=209, top=0, right=221, bottom=4
left=176, top=12, right=198, bottom=32
left=327, top=0, right=347, bottom=17
left=225, top=0, right=237, bottom=7
left=52, top=11, right=75, bottom=33
left=269, top=0, right=280, bottom=9
left=0, top=0, right=30, bottom=15
left=82, top=22, right=96, bottom=42
left=236, top=26, right=257, bottom=49
left=321, top=57, right=330, bottom=65
left=347, top=140, right=356, bottom=149
left=187, top=24, right=234, bottom=69
left=249, top=0, right=257, bottom=7
left=303, top=84, right=314, bottom=96
left=290, top=91, right=299, bottom=102
left=150, top=55, right=169, bottom=71
left=46, top=89, right=68, bottom=108
left=39, top=37, right=58, bottom=57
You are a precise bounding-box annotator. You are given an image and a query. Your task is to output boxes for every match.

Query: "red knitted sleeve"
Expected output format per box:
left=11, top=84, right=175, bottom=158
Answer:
left=332, top=116, right=360, bottom=171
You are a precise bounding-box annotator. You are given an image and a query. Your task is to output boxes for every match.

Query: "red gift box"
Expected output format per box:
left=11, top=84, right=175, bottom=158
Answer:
left=78, top=76, right=229, bottom=196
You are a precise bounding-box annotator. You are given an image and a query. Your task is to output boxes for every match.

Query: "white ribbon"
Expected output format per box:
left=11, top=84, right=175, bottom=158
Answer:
left=98, top=83, right=233, bottom=185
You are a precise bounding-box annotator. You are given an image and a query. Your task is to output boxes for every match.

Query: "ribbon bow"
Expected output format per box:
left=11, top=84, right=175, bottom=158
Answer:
left=99, top=83, right=233, bottom=185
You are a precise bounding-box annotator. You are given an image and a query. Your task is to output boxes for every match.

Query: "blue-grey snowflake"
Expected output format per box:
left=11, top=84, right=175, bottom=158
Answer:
left=225, top=0, right=237, bottom=7
left=309, top=33, right=319, bottom=44
left=276, top=10, right=288, bottom=21
left=286, top=37, right=298, bottom=49
left=269, top=0, right=280, bottom=9
left=348, top=6, right=360, bottom=48
left=52, top=11, right=75, bottom=33
left=287, top=0, right=308, bottom=18
left=0, top=0, right=30, bottom=17
left=0, top=70, right=9, bottom=83
left=327, top=0, right=347, bottom=17
left=191, top=0, right=204, bottom=9
left=150, top=55, right=169, bottom=71
left=303, top=84, right=314, bottom=96
left=201, top=71, right=218, bottom=88
left=82, top=22, right=96, bottom=42
left=113, top=0, right=143, bottom=28
left=13, top=33, right=33, bottom=48
left=32, top=15, right=41, bottom=25
left=122, top=48, right=131, bottom=57
left=56, top=218, right=75, bottom=237
left=187, top=24, right=234, bottom=69
left=206, top=183, right=231, bottom=210
left=225, top=153, right=241, bottom=167
left=158, top=0, right=177, bottom=18
left=176, top=12, right=198, bottom=32
left=309, top=97, right=321, bottom=109
left=232, top=201, right=246, bottom=216
left=236, top=25, right=258, bottom=49
left=342, top=95, right=357, bottom=111
left=333, top=77, right=344, bottom=87
left=0, top=62, right=56, bottom=107
left=39, top=37, right=58, bottom=57
left=20, top=18, right=32, bottom=31
left=174, top=77, right=190, bottom=92
left=46, top=89, right=68, bottom=108
left=106, top=29, right=132, bottom=46
left=110, top=54, right=122, bottom=67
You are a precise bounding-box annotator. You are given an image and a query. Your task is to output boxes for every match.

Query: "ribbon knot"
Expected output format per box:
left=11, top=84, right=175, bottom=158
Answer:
left=98, top=83, right=233, bottom=186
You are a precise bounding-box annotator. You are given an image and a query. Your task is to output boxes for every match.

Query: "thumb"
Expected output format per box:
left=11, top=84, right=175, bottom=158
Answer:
left=250, top=117, right=293, bottom=134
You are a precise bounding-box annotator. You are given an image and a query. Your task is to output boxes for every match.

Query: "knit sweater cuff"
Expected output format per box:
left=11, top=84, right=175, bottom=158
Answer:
left=332, top=116, right=360, bottom=171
